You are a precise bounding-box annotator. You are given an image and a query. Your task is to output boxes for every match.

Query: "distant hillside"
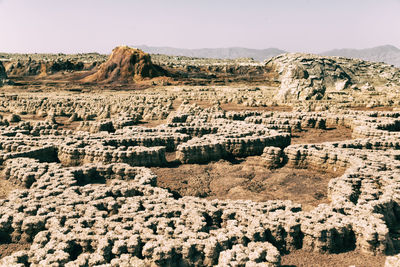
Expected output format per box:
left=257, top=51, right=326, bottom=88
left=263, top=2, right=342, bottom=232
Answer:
left=134, top=45, right=287, bottom=62
left=135, top=45, right=400, bottom=67
left=321, top=45, right=400, bottom=67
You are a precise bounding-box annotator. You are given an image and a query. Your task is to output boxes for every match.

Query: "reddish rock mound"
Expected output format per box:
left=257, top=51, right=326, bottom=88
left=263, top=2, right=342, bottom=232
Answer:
left=82, top=46, right=168, bottom=83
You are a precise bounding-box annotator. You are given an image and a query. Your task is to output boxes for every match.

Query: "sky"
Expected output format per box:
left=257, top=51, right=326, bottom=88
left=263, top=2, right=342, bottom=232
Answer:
left=0, top=0, right=399, bottom=54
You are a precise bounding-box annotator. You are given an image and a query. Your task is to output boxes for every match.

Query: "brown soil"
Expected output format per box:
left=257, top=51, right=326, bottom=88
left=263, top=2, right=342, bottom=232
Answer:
left=18, top=114, right=45, bottom=122
left=188, top=100, right=215, bottom=109
left=0, top=178, right=16, bottom=199
left=0, top=243, right=31, bottom=259
left=291, top=126, right=353, bottom=144
left=280, top=249, right=385, bottom=267
left=152, top=156, right=342, bottom=211
left=55, top=116, right=81, bottom=130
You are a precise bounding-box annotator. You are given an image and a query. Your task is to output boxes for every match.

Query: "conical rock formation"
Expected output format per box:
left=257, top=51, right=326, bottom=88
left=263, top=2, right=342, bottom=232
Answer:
left=82, top=46, right=168, bottom=83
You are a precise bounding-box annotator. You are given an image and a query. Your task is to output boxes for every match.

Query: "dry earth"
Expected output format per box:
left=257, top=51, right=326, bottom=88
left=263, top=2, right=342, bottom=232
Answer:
left=1, top=50, right=400, bottom=266
left=291, top=126, right=353, bottom=144
left=280, top=250, right=386, bottom=267
left=153, top=158, right=340, bottom=211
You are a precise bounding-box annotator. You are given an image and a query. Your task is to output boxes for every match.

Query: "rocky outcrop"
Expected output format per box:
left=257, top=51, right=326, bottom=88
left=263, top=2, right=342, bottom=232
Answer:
left=177, top=133, right=290, bottom=164
left=262, top=146, right=284, bottom=168
left=58, top=143, right=167, bottom=167
left=217, top=241, right=281, bottom=266
left=0, top=61, right=7, bottom=86
left=266, top=53, right=400, bottom=101
left=4, top=59, right=89, bottom=77
left=81, top=46, right=168, bottom=83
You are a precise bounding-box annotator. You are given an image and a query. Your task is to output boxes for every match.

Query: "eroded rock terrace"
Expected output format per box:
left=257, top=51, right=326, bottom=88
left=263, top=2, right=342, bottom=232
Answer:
left=0, top=90, right=400, bottom=266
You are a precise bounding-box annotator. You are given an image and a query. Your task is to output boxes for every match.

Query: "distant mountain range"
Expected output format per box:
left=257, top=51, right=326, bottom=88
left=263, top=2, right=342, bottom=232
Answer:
left=134, top=44, right=400, bottom=67
left=321, top=45, right=400, bottom=67
left=135, top=45, right=286, bottom=62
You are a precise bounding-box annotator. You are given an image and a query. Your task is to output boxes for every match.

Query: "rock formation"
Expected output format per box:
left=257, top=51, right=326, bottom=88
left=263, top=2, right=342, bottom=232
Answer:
left=1, top=97, right=400, bottom=265
left=266, top=53, right=400, bottom=101
left=81, top=46, right=168, bottom=83
left=0, top=61, right=7, bottom=86
left=4, top=58, right=89, bottom=77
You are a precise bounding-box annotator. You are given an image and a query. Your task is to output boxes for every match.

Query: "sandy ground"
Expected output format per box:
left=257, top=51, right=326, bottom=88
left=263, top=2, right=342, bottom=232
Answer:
left=153, top=156, right=340, bottom=211
left=0, top=243, right=31, bottom=259
left=291, top=126, right=353, bottom=144
left=0, top=179, right=15, bottom=199
left=280, top=250, right=386, bottom=267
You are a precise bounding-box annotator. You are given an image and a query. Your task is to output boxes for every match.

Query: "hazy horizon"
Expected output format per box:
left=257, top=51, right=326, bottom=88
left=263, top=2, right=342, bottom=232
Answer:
left=0, top=0, right=399, bottom=54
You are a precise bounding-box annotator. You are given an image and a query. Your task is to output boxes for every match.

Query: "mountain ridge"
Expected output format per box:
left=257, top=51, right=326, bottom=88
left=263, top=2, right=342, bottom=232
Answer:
left=134, top=44, right=400, bottom=67
left=322, top=45, right=400, bottom=67
left=134, top=45, right=287, bottom=62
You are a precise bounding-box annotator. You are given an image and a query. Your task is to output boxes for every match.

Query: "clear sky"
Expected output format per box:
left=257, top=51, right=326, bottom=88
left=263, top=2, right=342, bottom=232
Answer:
left=0, top=0, right=399, bottom=54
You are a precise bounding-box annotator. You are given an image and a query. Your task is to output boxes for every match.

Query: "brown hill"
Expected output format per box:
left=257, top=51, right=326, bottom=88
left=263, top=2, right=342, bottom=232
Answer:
left=81, top=46, right=168, bottom=83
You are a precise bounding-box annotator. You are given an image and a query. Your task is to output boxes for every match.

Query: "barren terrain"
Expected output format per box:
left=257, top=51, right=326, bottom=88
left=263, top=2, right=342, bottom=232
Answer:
left=153, top=158, right=341, bottom=211
left=1, top=47, right=400, bottom=266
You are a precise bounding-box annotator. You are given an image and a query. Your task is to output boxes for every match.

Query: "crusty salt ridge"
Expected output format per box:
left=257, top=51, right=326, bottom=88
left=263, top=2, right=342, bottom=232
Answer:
left=0, top=88, right=399, bottom=266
